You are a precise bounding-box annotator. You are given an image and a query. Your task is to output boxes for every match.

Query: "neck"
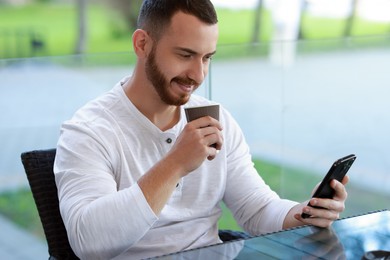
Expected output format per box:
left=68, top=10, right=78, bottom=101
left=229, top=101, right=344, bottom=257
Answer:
left=122, top=74, right=181, bottom=131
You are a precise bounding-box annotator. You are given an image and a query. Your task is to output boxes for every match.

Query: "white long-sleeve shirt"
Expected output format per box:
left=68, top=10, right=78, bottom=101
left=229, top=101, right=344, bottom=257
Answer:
left=54, top=78, right=297, bottom=260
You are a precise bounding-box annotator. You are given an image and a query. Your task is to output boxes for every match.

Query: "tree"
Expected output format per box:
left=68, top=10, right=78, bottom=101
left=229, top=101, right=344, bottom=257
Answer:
left=344, top=0, right=359, bottom=37
left=297, top=0, right=308, bottom=40
left=107, top=0, right=143, bottom=32
left=251, top=0, right=263, bottom=44
left=75, top=0, right=87, bottom=54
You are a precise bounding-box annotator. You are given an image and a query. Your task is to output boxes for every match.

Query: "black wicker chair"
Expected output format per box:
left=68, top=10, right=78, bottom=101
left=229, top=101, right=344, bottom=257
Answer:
left=21, top=149, right=249, bottom=260
left=21, top=149, right=79, bottom=260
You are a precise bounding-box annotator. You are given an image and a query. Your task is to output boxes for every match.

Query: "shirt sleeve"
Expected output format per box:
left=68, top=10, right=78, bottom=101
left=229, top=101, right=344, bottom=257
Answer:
left=54, top=121, right=158, bottom=260
left=221, top=109, right=298, bottom=235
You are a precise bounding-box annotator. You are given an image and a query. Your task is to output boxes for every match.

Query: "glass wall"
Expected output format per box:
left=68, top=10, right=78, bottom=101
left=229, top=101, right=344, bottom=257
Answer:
left=0, top=53, right=129, bottom=191
left=0, top=52, right=211, bottom=192
left=0, top=35, right=389, bottom=223
left=212, top=36, right=390, bottom=217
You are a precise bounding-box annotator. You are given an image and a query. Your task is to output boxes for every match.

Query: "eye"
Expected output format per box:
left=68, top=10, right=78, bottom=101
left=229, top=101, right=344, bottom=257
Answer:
left=203, top=55, right=213, bottom=62
left=178, top=52, right=193, bottom=59
left=181, top=54, right=192, bottom=58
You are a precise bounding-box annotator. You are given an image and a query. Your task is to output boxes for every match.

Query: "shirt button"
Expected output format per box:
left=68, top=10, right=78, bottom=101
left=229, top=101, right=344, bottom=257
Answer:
left=166, top=138, right=172, bottom=144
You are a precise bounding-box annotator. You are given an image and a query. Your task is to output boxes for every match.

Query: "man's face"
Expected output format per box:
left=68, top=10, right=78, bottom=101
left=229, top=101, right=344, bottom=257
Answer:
left=145, top=44, right=191, bottom=106
left=145, top=12, right=219, bottom=106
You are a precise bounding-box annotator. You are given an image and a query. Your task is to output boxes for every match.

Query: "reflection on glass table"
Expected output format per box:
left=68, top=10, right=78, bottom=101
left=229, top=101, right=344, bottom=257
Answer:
left=153, top=210, right=389, bottom=260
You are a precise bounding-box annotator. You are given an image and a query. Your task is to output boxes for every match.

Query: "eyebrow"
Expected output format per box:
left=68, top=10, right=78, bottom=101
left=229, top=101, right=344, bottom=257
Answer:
left=175, top=47, right=216, bottom=57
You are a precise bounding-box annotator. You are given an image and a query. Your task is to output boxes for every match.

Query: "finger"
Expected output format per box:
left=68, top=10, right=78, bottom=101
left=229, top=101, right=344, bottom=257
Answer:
left=340, top=175, right=349, bottom=185
left=295, top=213, right=333, bottom=228
left=206, top=134, right=223, bottom=160
left=194, top=123, right=223, bottom=148
left=204, top=130, right=223, bottom=149
left=330, top=179, right=348, bottom=201
left=308, top=197, right=345, bottom=217
left=308, top=180, right=347, bottom=214
left=190, top=116, right=222, bottom=130
left=305, top=202, right=341, bottom=220
left=207, top=149, right=217, bottom=160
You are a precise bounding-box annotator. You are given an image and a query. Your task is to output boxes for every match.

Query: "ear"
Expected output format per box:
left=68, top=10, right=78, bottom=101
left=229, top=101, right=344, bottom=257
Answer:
left=132, top=29, right=152, bottom=58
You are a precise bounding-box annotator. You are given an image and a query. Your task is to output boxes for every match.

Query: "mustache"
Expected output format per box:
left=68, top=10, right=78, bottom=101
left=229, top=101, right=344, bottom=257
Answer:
left=172, top=77, right=199, bottom=86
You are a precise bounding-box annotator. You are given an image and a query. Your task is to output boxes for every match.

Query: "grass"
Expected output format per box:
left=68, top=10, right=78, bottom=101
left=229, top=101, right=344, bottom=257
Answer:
left=0, top=4, right=130, bottom=58
left=218, top=158, right=390, bottom=231
left=0, top=4, right=389, bottom=59
left=0, top=189, right=44, bottom=239
left=0, top=2, right=389, bottom=239
left=0, top=158, right=388, bottom=239
left=301, top=14, right=390, bottom=39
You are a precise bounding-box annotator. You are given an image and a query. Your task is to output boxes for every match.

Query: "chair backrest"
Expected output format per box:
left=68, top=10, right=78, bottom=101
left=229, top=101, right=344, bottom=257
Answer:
left=21, top=149, right=249, bottom=259
left=21, top=149, right=79, bottom=260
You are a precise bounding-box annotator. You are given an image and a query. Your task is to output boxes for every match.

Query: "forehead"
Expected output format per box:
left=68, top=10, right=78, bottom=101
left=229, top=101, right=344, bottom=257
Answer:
left=158, top=11, right=219, bottom=54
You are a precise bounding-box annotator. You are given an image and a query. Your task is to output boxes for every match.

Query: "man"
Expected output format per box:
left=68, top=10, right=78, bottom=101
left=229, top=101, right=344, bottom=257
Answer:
left=54, top=1, right=348, bottom=259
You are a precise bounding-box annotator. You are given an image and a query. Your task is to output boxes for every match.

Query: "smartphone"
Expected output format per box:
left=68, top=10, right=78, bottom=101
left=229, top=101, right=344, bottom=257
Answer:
left=301, top=154, right=356, bottom=219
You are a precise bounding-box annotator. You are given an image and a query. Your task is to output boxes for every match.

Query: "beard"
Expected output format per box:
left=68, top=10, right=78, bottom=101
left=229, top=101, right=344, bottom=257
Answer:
left=145, top=45, right=199, bottom=106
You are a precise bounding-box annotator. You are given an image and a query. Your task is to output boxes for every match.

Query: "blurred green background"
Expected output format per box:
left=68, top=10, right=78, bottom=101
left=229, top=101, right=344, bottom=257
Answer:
left=1, top=0, right=389, bottom=59
left=0, top=0, right=389, bottom=246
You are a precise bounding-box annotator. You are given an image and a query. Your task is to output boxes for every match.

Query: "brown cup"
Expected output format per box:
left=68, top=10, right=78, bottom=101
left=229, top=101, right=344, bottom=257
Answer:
left=185, top=104, right=220, bottom=148
left=184, top=104, right=219, bottom=122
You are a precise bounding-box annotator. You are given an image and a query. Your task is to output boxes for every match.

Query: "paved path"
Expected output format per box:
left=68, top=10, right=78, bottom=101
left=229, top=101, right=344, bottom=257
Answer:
left=0, top=46, right=389, bottom=258
left=1, top=48, right=390, bottom=192
left=211, top=46, right=390, bottom=194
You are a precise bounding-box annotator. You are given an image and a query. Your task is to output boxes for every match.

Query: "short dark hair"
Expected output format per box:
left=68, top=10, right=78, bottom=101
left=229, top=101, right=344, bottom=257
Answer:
left=138, top=0, right=218, bottom=40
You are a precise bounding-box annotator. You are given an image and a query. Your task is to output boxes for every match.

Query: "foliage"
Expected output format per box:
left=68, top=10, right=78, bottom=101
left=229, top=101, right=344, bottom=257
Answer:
left=218, top=158, right=390, bottom=231
left=0, top=158, right=388, bottom=238
left=0, top=3, right=389, bottom=59
left=106, top=0, right=143, bottom=32
left=0, top=189, right=44, bottom=239
left=301, top=14, right=390, bottom=39
left=0, top=158, right=308, bottom=237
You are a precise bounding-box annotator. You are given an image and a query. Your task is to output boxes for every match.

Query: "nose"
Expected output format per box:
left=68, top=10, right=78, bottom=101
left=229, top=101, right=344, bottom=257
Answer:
left=187, top=58, right=207, bottom=85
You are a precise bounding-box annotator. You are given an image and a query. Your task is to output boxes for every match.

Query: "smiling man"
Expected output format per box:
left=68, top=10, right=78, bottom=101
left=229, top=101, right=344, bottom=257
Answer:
left=54, top=1, right=348, bottom=259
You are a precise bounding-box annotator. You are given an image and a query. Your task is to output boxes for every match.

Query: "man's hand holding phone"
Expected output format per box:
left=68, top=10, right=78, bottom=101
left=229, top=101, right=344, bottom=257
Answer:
left=297, top=176, right=350, bottom=228
left=295, top=154, right=356, bottom=227
left=284, top=154, right=355, bottom=229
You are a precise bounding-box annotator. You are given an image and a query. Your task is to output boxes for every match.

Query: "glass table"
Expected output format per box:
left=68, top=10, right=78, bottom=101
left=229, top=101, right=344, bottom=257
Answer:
left=153, top=210, right=390, bottom=259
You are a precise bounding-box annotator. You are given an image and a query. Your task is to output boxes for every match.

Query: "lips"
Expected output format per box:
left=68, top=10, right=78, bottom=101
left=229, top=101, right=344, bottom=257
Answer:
left=181, top=84, right=193, bottom=92
left=172, top=78, right=198, bottom=94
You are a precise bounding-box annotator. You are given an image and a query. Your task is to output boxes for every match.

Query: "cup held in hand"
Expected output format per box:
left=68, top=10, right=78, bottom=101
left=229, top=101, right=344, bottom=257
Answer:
left=184, top=104, right=219, bottom=122
left=185, top=104, right=220, bottom=148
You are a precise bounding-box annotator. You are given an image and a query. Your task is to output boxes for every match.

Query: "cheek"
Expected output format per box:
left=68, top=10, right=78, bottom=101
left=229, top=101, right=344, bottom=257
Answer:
left=160, top=60, right=184, bottom=80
